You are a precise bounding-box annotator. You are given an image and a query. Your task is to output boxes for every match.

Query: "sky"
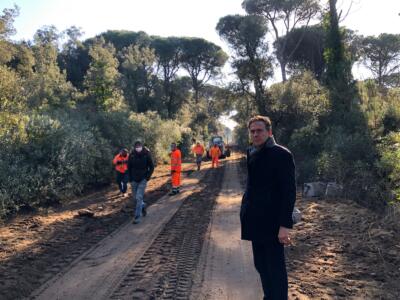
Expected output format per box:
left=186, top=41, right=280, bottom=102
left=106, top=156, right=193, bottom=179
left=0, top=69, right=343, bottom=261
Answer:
left=3, top=0, right=400, bottom=79
left=2, top=0, right=399, bottom=47
left=1, top=0, right=400, bottom=129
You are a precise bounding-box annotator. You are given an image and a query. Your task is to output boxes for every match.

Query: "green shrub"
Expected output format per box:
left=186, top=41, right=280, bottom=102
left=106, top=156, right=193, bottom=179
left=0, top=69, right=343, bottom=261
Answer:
left=288, top=122, right=323, bottom=183
left=383, top=105, right=400, bottom=134
left=130, top=111, right=182, bottom=163
left=0, top=112, right=113, bottom=217
left=378, top=132, right=400, bottom=204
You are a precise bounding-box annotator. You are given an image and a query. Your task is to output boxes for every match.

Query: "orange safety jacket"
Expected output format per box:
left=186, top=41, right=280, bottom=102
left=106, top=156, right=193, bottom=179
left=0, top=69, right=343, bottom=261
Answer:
left=170, top=149, right=182, bottom=172
left=192, top=144, right=205, bottom=155
left=209, top=146, right=221, bottom=158
left=113, top=153, right=129, bottom=173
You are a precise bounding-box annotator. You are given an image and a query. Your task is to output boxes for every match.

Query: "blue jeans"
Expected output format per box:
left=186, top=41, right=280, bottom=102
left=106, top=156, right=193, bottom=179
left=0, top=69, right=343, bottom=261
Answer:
left=131, top=179, right=147, bottom=220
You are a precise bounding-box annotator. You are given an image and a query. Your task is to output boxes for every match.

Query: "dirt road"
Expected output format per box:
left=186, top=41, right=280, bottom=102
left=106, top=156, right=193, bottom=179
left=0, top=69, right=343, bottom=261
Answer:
left=28, top=159, right=224, bottom=300
left=190, top=157, right=263, bottom=299
left=32, top=177, right=204, bottom=299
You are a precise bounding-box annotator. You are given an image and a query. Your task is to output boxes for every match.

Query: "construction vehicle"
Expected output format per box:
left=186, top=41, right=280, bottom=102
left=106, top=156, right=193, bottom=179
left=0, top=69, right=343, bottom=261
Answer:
left=206, top=135, right=230, bottom=159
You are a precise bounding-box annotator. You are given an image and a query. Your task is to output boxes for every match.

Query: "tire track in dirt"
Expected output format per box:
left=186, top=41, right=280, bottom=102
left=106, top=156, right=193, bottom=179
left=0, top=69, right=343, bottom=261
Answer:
left=108, top=166, right=225, bottom=300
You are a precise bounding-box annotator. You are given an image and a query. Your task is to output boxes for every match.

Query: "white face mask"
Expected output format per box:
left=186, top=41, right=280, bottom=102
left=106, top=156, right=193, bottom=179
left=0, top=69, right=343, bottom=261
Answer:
left=135, top=146, right=143, bottom=153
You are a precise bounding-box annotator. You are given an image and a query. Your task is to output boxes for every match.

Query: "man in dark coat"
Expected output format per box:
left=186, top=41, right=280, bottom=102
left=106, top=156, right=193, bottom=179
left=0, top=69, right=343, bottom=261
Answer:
left=240, top=115, right=296, bottom=300
left=128, top=140, right=154, bottom=224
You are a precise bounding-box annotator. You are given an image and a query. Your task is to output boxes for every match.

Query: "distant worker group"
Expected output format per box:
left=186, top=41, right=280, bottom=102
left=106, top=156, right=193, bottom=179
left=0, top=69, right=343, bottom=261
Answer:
left=112, top=138, right=225, bottom=223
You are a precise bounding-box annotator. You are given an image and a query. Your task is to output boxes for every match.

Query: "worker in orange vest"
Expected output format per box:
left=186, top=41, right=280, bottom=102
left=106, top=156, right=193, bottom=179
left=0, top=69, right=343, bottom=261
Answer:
left=209, top=143, right=221, bottom=168
left=112, top=148, right=129, bottom=196
left=169, top=142, right=182, bottom=196
left=192, top=141, right=205, bottom=171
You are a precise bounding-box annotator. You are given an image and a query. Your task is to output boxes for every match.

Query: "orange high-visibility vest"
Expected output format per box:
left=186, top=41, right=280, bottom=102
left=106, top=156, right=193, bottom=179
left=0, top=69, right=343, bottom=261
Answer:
left=210, top=146, right=221, bottom=158
left=113, top=153, right=129, bottom=173
left=170, top=149, right=182, bottom=172
left=192, top=144, right=205, bottom=155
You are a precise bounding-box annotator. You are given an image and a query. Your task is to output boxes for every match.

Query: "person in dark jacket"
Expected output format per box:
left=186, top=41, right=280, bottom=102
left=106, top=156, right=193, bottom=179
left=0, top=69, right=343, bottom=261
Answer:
left=128, top=140, right=154, bottom=224
left=240, top=115, right=296, bottom=300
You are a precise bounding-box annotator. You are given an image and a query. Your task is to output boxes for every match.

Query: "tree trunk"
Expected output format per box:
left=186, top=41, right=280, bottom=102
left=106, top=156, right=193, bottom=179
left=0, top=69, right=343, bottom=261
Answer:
left=280, top=59, right=287, bottom=82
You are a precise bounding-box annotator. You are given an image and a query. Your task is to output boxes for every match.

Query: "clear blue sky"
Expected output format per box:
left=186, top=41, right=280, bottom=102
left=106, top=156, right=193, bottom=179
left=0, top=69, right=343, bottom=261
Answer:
left=2, top=0, right=245, bottom=50
left=3, top=0, right=399, bottom=50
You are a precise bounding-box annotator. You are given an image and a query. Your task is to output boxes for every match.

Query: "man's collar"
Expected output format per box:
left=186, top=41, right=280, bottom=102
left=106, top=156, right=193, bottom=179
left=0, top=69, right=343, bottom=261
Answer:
left=265, top=135, right=276, bottom=148
left=249, top=136, right=276, bottom=155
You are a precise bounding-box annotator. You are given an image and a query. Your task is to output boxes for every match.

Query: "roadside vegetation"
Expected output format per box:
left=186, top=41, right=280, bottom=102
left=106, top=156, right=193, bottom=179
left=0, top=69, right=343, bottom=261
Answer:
left=1, top=0, right=400, bottom=218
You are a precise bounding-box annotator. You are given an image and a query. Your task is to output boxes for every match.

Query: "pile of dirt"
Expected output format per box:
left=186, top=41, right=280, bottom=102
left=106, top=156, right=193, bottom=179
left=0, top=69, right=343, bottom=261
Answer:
left=288, top=197, right=400, bottom=299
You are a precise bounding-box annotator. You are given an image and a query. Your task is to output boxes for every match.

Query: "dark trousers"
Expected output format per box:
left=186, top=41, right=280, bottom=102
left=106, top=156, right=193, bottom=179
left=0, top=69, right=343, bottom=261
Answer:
left=116, top=172, right=128, bottom=193
left=252, top=239, right=288, bottom=300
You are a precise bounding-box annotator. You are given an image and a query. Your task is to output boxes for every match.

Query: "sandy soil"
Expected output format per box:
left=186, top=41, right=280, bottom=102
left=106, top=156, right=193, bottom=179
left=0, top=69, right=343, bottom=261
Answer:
left=287, top=196, right=400, bottom=299
left=32, top=172, right=206, bottom=299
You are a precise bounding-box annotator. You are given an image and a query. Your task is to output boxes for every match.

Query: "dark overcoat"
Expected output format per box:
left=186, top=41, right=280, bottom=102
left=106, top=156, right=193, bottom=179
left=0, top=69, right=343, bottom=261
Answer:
left=240, top=137, right=296, bottom=242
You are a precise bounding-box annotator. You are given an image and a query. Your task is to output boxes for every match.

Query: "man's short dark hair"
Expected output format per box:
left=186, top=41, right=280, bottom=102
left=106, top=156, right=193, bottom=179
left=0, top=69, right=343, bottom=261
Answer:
left=247, top=115, right=272, bottom=130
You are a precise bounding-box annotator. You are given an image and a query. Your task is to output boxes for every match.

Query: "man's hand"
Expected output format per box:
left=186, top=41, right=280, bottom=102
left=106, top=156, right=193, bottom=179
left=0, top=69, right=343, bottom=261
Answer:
left=278, top=226, right=291, bottom=245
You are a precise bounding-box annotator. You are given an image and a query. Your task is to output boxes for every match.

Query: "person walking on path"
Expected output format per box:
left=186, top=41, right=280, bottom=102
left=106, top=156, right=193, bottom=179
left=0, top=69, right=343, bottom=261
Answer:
left=240, top=115, right=296, bottom=300
left=112, top=148, right=129, bottom=196
left=169, top=142, right=182, bottom=196
left=209, top=143, right=221, bottom=168
left=192, top=141, right=205, bottom=171
left=128, top=141, right=154, bottom=224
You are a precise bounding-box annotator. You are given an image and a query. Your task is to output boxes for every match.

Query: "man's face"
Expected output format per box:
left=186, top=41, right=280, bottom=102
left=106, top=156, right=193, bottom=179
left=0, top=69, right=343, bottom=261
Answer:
left=249, top=121, right=271, bottom=146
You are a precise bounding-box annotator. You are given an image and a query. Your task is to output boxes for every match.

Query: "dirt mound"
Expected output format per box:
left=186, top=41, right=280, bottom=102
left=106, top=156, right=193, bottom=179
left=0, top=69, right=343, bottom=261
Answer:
left=288, top=197, right=400, bottom=299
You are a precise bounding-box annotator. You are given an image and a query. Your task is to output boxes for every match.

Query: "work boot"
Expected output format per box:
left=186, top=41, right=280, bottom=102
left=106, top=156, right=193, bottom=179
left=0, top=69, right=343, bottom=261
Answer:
left=169, top=190, right=177, bottom=196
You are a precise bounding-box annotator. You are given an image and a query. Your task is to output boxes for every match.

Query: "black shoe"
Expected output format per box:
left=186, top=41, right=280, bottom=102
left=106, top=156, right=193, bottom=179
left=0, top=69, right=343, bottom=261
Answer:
left=142, top=206, right=147, bottom=217
left=169, top=190, right=177, bottom=196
